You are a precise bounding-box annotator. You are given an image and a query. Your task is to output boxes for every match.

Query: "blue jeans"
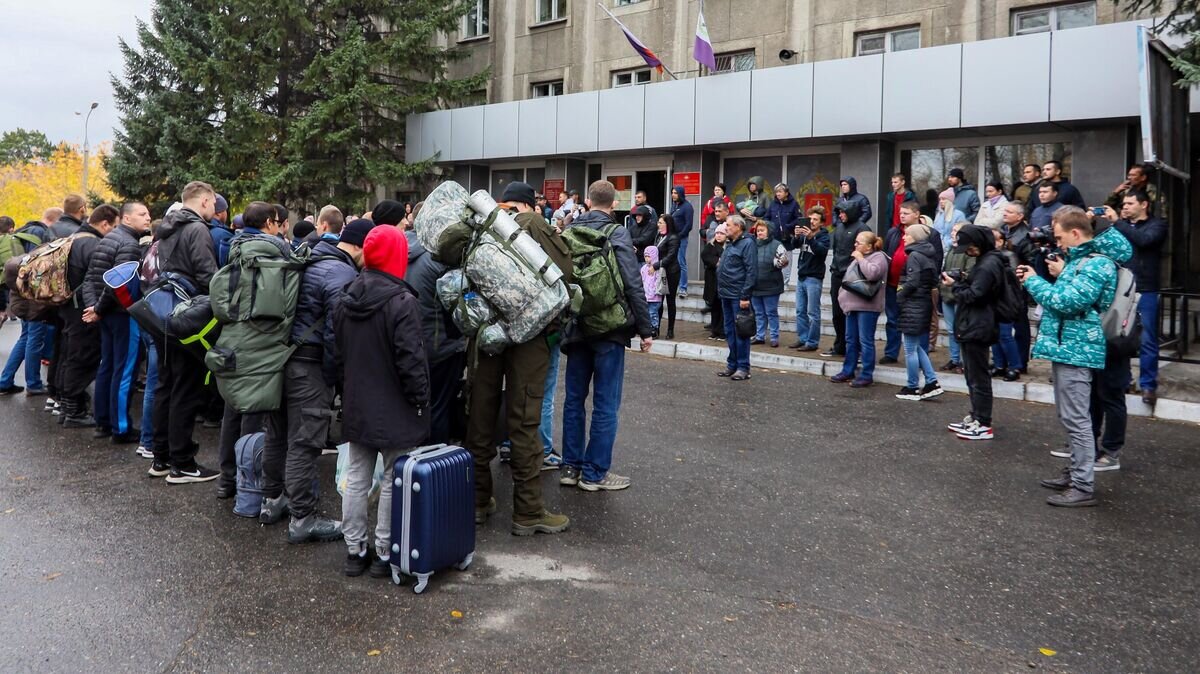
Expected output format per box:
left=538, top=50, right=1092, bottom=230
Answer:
left=539, top=345, right=560, bottom=454
left=562, top=340, right=626, bottom=483
left=1138, top=292, right=1159, bottom=391
left=677, top=236, right=689, bottom=291
left=942, top=303, right=961, bottom=364
left=140, top=330, right=157, bottom=448
left=840, top=310, right=880, bottom=379
left=884, top=286, right=901, bottom=358
left=794, top=276, right=822, bottom=347
left=903, top=333, right=937, bottom=389
left=991, top=322, right=1022, bottom=370
left=41, top=324, right=55, bottom=361
left=751, top=294, right=780, bottom=341
left=722, top=298, right=751, bottom=372
left=647, top=301, right=662, bottom=331
left=0, top=320, right=47, bottom=389
left=94, top=313, right=141, bottom=434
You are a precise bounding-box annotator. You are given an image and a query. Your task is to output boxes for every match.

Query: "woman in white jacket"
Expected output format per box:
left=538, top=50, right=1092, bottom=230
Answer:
left=974, top=180, right=1010, bottom=231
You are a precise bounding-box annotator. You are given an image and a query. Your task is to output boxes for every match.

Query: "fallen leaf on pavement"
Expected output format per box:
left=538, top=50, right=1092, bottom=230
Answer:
left=2, top=508, right=14, bottom=515
left=367, top=649, right=381, bottom=656
left=723, top=616, right=737, bottom=622
left=450, top=610, right=463, bottom=619
left=1039, top=648, right=1057, bottom=656
left=44, top=572, right=62, bottom=581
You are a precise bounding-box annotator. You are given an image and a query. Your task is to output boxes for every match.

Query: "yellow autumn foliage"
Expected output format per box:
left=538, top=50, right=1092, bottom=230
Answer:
left=0, top=143, right=117, bottom=225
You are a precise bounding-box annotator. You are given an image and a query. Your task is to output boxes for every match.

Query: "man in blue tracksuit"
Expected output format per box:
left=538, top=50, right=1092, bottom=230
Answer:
left=716, top=215, right=757, bottom=381
left=669, top=186, right=694, bottom=298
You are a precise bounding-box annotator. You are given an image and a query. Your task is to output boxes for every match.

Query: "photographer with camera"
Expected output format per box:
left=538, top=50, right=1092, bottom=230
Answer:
left=942, top=225, right=1009, bottom=441
left=1016, top=207, right=1132, bottom=507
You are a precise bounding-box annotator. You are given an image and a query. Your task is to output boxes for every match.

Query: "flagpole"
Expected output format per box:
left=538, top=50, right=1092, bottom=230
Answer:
left=596, top=2, right=679, bottom=80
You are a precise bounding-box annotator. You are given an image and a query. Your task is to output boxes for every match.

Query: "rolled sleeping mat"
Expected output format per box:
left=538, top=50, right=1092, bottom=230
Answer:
left=102, top=260, right=142, bottom=309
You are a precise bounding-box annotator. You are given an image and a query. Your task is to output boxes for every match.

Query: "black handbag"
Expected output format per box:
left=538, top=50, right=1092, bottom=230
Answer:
left=735, top=308, right=756, bottom=338
left=841, top=261, right=881, bottom=299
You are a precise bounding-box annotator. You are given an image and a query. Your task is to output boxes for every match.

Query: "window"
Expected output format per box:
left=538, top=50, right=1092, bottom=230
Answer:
left=615, top=0, right=645, bottom=5
left=612, top=68, right=652, bottom=88
left=1012, top=2, right=1096, bottom=36
left=899, top=146, right=981, bottom=208
left=532, top=80, right=564, bottom=98
left=855, top=27, right=920, bottom=56
left=462, top=0, right=488, bottom=38
left=536, top=0, right=567, bottom=23
left=984, top=143, right=1072, bottom=191
left=712, top=50, right=756, bottom=74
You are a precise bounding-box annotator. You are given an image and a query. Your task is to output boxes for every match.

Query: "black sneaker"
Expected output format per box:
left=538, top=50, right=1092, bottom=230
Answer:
left=0, top=385, right=24, bottom=395
left=1039, top=468, right=1071, bottom=491
left=1047, top=487, right=1097, bottom=507
left=345, top=549, right=372, bottom=577
left=559, top=465, right=581, bottom=486
left=93, top=427, right=112, bottom=439
left=919, top=381, right=945, bottom=400
left=287, top=515, right=343, bottom=544
left=110, top=430, right=140, bottom=445
left=147, top=461, right=170, bottom=478
left=368, top=556, right=393, bottom=578
left=62, top=415, right=97, bottom=429
left=879, top=356, right=898, bottom=365
left=895, top=386, right=922, bottom=401
left=165, top=464, right=220, bottom=484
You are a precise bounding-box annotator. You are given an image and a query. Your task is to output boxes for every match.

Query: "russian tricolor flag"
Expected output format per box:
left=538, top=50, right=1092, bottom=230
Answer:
left=599, top=3, right=664, bottom=73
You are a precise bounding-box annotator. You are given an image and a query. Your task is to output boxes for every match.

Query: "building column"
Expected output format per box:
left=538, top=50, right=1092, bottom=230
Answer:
left=839, top=141, right=896, bottom=236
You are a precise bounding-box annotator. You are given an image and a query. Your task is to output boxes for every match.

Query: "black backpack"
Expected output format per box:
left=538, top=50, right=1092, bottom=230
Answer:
left=994, top=261, right=1026, bottom=324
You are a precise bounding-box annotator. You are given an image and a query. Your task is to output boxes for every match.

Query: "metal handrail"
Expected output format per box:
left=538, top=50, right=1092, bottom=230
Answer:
left=1158, top=288, right=1200, bottom=365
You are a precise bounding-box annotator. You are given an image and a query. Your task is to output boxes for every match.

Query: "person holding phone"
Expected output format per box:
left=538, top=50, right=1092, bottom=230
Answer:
left=829, top=232, right=887, bottom=388
left=787, top=206, right=830, bottom=351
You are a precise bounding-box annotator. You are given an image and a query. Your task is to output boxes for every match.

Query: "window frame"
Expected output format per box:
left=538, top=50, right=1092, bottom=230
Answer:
left=531, top=80, right=565, bottom=98
left=711, top=49, right=757, bottom=75
left=1011, top=1, right=1097, bottom=36
left=614, top=0, right=645, bottom=5
left=535, top=0, right=568, bottom=24
left=854, top=26, right=921, bottom=57
left=461, top=0, right=489, bottom=39
left=611, top=67, right=653, bottom=88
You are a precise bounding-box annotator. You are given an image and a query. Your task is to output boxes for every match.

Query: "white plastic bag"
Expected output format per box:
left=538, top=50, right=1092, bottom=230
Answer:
left=335, top=442, right=384, bottom=500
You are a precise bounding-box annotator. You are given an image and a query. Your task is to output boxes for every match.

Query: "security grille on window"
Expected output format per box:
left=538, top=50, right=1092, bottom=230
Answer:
left=532, top=81, right=564, bottom=98
left=463, top=0, right=488, bottom=38
left=615, top=0, right=645, bottom=5
left=536, top=0, right=567, bottom=23
left=1012, top=2, right=1096, bottom=35
left=712, top=50, right=756, bottom=74
left=612, top=68, right=652, bottom=88
left=855, top=27, right=920, bottom=56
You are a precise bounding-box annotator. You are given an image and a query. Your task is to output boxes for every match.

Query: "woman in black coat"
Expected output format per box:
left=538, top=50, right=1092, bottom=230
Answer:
left=653, top=213, right=681, bottom=339
left=895, top=223, right=943, bottom=400
left=701, top=226, right=727, bottom=339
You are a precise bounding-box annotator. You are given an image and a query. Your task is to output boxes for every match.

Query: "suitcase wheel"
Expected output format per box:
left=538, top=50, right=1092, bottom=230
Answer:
left=454, top=552, right=474, bottom=571
left=412, top=574, right=431, bottom=594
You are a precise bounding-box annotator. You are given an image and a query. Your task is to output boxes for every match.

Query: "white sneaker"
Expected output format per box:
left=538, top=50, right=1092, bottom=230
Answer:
left=955, top=421, right=994, bottom=441
left=946, top=415, right=973, bottom=433
left=1050, top=446, right=1071, bottom=458
left=135, top=445, right=154, bottom=459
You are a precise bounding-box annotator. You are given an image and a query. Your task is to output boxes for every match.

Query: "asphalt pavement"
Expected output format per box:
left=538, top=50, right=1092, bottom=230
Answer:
left=1, top=327, right=1198, bottom=672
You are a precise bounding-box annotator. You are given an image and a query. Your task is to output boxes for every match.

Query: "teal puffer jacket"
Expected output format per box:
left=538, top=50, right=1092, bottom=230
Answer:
left=1024, top=226, right=1132, bottom=369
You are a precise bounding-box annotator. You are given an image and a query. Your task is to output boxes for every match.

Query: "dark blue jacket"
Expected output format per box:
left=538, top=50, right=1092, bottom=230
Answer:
left=669, top=186, right=694, bottom=238
left=837, top=176, right=872, bottom=225
left=751, top=237, right=786, bottom=297
left=953, top=184, right=981, bottom=223
left=1053, top=179, right=1086, bottom=209
left=291, top=240, right=359, bottom=386
left=208, top=220, right=234, bottom=267
left=403, top=232, right=465, bottom=365
left=765, top=195, right=801, bottom=242
left=788, top=227, right=830, bottom=280
left=1112, top=215, right=1168, bottom=292
left=717, top=233, right=757, bottom=301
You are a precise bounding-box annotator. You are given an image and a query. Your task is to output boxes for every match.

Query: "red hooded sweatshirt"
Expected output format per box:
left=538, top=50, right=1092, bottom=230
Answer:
left=363, top=224, right=409, bottom=279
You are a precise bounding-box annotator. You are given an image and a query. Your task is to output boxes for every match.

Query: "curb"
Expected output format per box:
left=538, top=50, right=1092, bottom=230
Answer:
left=634, top=339, right=1200, bottom=425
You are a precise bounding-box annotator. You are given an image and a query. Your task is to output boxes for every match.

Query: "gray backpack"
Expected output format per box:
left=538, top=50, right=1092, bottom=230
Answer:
left=1089, top=254, right=1141, bottom=357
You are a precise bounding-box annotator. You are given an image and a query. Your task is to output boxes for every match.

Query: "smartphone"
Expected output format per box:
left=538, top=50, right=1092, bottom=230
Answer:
left=1091, top=207, right=1106, bottom=216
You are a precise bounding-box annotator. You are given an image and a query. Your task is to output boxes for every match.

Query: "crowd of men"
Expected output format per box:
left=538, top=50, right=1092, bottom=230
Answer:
left=0, top=179, right=656, bottom=577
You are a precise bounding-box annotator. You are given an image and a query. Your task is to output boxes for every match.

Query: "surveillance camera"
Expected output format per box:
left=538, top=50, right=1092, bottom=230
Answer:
left=779, top=49, right=796, bottom=61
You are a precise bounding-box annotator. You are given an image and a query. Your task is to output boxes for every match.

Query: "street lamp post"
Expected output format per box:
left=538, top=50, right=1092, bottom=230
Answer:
left=78, top=102, right=98, bottom=194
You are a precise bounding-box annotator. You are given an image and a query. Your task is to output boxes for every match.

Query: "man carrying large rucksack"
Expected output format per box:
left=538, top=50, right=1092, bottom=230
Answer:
left=0, top=217, right=51, bottom=397
left=558, top=180, right=653, bottom=494
left=259, top=212, right=373, bottom=544
left=149, top=181, right=220, bottom=485
left=56, top=205, right=118, bottom=427
left=1016, top=207, right=1132, bottom=508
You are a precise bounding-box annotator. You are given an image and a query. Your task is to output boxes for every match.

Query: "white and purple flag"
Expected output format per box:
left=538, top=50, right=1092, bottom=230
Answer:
left=693, top=1, right=717, bottom=71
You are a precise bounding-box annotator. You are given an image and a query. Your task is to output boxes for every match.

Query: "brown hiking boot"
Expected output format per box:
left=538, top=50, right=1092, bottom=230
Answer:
left=511, top=510, right=570, bottom=536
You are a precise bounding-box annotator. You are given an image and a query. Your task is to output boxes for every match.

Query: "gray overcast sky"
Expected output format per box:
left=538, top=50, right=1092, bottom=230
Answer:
left=1, top=0, right=155, bottom=147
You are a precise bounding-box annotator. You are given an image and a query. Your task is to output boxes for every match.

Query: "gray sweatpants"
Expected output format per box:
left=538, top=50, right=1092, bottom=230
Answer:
left=263, top=359, right=334, bottom=519
left=1053, top=362, right=1095, bottom=493
left=341, top=443, right=408, bottom=559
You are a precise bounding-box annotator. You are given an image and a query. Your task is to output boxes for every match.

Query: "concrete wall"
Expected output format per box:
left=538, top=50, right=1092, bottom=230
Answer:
left=446, top=0, right=1154, bottom=102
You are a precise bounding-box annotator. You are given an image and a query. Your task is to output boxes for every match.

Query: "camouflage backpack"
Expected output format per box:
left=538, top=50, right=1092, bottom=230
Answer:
left=14, top=231, right=97, bottom=304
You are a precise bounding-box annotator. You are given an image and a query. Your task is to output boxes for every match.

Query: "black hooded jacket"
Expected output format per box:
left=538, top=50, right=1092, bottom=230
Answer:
left=950, top=225, right=1007, bottom=344
left=403, top=232, right=465, bottom=366
left=837, top=176, right=873, bottom=225
left=335, top=269, right=430, bottom=450
left=157, top=207, right=218, bottom=293
left=830, top=201, right=870, bottom=277
left=292, top=240, right=359, bottom=386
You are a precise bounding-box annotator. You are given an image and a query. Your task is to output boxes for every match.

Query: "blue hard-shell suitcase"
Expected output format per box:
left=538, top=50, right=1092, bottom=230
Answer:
left=389, top=444, right=475, bottom=593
